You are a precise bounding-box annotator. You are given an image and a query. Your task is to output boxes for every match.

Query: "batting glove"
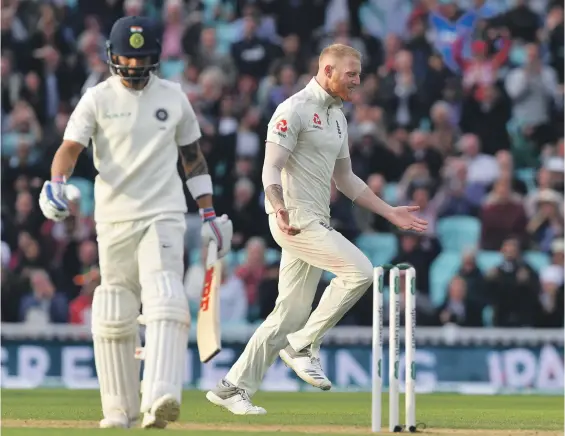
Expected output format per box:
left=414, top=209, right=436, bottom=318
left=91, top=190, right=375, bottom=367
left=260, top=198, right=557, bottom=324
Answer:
left=200, top=208, right=233, bottom=258
left=39, top=178, right=70, bottom=222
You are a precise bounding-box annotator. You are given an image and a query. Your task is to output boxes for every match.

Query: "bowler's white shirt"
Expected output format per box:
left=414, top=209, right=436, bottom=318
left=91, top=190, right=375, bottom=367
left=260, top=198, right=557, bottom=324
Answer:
left=64, top=74, right=201, bottom=223
left=265, top=78, right=349, bottom=218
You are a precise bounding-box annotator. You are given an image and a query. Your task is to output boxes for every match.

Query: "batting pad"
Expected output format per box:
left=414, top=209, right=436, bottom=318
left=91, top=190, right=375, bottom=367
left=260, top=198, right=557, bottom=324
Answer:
left=140, top=271, right=191, bottom=413
left=91, top=286, right=141, bottom=422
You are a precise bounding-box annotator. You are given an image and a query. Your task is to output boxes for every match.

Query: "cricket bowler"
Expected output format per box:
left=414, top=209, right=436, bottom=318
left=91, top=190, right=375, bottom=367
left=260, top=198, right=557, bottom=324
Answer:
left=206, top=44, right=428, bottom=414
left=38, top=16, right=233, bottom=429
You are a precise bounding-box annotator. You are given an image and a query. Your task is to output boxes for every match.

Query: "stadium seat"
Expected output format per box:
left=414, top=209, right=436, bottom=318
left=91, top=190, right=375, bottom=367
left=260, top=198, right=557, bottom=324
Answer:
left=356, top=233, right=398, bottom=267
left=383, top=183, right=399, bottom=205
left=515, top=168, right=537, bottom=193
left=523, top=251, right=550, bottom=272
left=436, top=216, right=481, bottom=252
left=160, top=59, right=185, bottom=79
left=68, top=177, right=95, bottom=216
left=429, top=252, right=462, bottom=307
left=476, top=251, right=503, bottom=272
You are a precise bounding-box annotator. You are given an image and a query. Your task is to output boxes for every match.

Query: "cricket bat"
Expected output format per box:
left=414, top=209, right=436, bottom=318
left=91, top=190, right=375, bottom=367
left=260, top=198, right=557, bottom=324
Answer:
left=197, top=240, right=223, bottom=363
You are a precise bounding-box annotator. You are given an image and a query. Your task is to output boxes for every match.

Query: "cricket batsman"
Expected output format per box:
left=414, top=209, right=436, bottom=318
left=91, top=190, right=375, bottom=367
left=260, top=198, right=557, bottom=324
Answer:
left=38, top=16, right=233, bottom=429
left=206, top=44, right=428, bottom=414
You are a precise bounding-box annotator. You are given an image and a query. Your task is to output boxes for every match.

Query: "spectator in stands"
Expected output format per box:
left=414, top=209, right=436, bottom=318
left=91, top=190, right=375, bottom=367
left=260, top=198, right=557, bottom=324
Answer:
left=62, top=240, right=98, bottom=299
left=230, top=177, right=263, bottom=249
left=256, top=261, right=280, bottom=321
left=436, top=275, right=483, bottom=327
left=10, top=232, right=49, bottom=279
left=160, top=0, right=186, bottom=60
left=219, top=260, right=248, bottom=324
left=437, top=158, right=479, bottom=217
left=1, top=261, right=28, bottom=323
left=429, top=100, right=460, bottom=157
left=491, top=150, right=528, bottom=196
left=391, top=231, right=441, bottom=297
left=494, top=0, right=540, bottom=43
left=460, top=84, right=511, bottom=156
left=12, top=190, right=43, bottom=238
left=235, top=236, right=267, bottom=307
left=480, top=176, right=528, bottom=250
left=354, top=173, right=391, bottom=233
left=453, top=28, right=511, bottom=102
left=458, top=250, right=487, bottom=309
left=381, top=50, right=425, bottom=131
left=505, top=43, right=560, bottom=150
left=544, top=4, right=563, bottom=84
left=486, top=237, right=539, bottom=327
left=194, top=27, right=236, bottom=86
left=329, top=182, right=360, bottom=242
left=534, top=265, right=564, bottom=328
left=230, top=11, right=278, bottom=79
left=526, top=189, right=564, bottom=252
left=69, top=267, right=99, bottom=325
left=459, top=134, right=499, bottom=186
left=19, top=269, right=68, bottom=324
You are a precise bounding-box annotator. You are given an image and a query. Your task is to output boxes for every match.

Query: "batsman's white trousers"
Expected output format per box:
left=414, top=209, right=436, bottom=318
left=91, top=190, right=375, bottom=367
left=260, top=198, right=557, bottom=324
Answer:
left=225, top=208, right=373, bottom=395
left=94, top=213, right=190, bottom=421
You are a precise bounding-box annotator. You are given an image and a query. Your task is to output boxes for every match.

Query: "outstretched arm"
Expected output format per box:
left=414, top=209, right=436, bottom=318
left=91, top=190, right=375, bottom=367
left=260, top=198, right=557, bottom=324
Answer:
left=333, top=157, right=428, bottom=232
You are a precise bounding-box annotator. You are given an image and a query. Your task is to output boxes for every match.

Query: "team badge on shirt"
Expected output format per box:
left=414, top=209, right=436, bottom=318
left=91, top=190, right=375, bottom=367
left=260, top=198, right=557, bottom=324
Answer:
left=313, top=113, right=323, bottom=130
left=272, top=119, right=288, bottom=138
left=155, top=109, right=168, bottom=121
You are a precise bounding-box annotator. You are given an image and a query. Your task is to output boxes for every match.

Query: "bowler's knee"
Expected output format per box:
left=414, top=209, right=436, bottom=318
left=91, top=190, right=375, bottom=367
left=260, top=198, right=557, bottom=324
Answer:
left=351, top=257, right=374, bottom=293
left=266, top=300, right=311, bottom=334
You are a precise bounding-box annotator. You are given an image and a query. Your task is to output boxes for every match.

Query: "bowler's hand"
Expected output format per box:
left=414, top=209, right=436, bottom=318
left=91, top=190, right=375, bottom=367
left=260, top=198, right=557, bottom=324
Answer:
left=387, top=206, right=428, bottom=232
left=276, top=208, right=300, bottom=236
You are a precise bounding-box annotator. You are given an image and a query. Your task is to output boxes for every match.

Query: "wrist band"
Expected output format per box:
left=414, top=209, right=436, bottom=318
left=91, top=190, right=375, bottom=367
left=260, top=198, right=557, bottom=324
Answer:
left=52, top=176, right=66, bottom=183
left=200, top=207, right=216, bottom=222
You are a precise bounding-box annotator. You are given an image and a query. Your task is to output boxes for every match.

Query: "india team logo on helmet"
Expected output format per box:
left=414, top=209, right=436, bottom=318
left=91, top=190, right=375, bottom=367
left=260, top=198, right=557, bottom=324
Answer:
left=129, top=33, right=145, bottom=49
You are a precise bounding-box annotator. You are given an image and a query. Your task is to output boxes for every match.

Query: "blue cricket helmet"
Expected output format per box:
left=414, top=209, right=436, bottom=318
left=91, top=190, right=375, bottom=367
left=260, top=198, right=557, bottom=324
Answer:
left=106, top=16, right=161, bottom=82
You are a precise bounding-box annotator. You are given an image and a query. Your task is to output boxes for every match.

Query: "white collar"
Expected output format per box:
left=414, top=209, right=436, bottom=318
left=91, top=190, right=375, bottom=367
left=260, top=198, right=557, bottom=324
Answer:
left=306, top=77, right=343, bottom=109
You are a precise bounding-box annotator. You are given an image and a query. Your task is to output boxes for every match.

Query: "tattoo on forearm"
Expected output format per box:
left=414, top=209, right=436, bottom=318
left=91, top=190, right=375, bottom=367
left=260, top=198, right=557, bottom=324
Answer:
left=266, top=184, right=285, bottom=210
left=180, top=141, right=209, bottom=178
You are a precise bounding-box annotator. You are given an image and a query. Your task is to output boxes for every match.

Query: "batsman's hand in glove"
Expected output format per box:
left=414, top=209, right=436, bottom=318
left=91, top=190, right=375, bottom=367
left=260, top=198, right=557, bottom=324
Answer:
left=200, top=208, right=233, bottom=258
left=39, top=179, right=70, bottom=222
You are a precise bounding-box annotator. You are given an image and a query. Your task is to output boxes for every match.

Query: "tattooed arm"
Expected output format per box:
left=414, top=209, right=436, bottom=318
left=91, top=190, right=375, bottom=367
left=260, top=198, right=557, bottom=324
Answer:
left=51, top=140, right=84, bottom=180
left=179, top=140, right=213, bottom=209
left=262, top=141, right=292, bottom=212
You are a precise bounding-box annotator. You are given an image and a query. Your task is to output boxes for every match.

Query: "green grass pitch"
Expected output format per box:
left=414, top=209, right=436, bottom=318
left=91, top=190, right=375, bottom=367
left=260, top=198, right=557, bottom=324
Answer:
left=1, top=389, right=563, bottom=435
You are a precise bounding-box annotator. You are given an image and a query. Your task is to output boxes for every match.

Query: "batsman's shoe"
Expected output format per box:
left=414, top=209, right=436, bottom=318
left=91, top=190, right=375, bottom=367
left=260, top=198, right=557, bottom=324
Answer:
left=206, top=380, right=267, bottom=415
left=279, top=345, right=332, bottom=391
left=99, top=412, right=131, bottom=429
left=141, top=394, right=180, bottom=429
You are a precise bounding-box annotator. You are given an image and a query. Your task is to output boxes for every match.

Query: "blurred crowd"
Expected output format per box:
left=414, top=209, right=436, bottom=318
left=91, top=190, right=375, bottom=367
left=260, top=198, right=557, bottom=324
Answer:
left=1, top=0, right=564, bottom=329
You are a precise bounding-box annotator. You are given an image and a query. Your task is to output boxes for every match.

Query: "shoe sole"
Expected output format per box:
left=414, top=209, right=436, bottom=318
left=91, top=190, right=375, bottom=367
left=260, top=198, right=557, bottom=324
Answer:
left=141, top=394, right=180, bottom=428
left=279, top=350, right=332, bottom=391
left=206, top=391, right=267, bottom=415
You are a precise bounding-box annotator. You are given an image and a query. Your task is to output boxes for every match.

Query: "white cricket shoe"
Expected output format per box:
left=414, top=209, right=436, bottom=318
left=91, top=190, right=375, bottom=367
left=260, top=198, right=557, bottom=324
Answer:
left=206, top=380, right=267, bottom=415
left=141, top=394, right=180, bottom=429
left=279, top=345, right=332, bottom=391
left=99, top=412, right=130, bottom=429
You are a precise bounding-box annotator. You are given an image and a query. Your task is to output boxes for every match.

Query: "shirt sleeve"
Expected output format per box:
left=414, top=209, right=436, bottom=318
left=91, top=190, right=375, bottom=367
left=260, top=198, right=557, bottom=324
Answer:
left=176, top=92, right=202, bottom=146
left=265, top=102, right=302, bottom=152
left=63, top=89, right=97, bottom=147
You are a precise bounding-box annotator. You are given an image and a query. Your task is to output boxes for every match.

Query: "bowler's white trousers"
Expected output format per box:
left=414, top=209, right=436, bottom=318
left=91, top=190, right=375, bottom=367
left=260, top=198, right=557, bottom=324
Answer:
left=225, top=208, right=373, bottom=395
left=93, top=213, right=190, bottom=422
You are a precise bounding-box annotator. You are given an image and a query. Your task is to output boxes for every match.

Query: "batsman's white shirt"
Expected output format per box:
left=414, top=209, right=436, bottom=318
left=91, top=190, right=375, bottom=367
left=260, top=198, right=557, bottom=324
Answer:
left=265, top=78, right=349, bottom=218
left=64, top=74, right=201, bottom=223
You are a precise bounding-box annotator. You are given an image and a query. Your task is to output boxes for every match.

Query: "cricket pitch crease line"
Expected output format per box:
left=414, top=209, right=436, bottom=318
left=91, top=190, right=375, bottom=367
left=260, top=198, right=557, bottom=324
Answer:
left=1, top=420, right=562, bottom=435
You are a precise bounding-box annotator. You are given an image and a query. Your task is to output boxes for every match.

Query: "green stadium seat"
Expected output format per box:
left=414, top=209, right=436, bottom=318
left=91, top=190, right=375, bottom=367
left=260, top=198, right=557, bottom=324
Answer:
left=436, top=216, right=481, bottom=252
left=523, top=251, right=550, bottom=272
left=356, top=233, right=398, bottom=267
left=429, top=252, right=462, bottom=307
